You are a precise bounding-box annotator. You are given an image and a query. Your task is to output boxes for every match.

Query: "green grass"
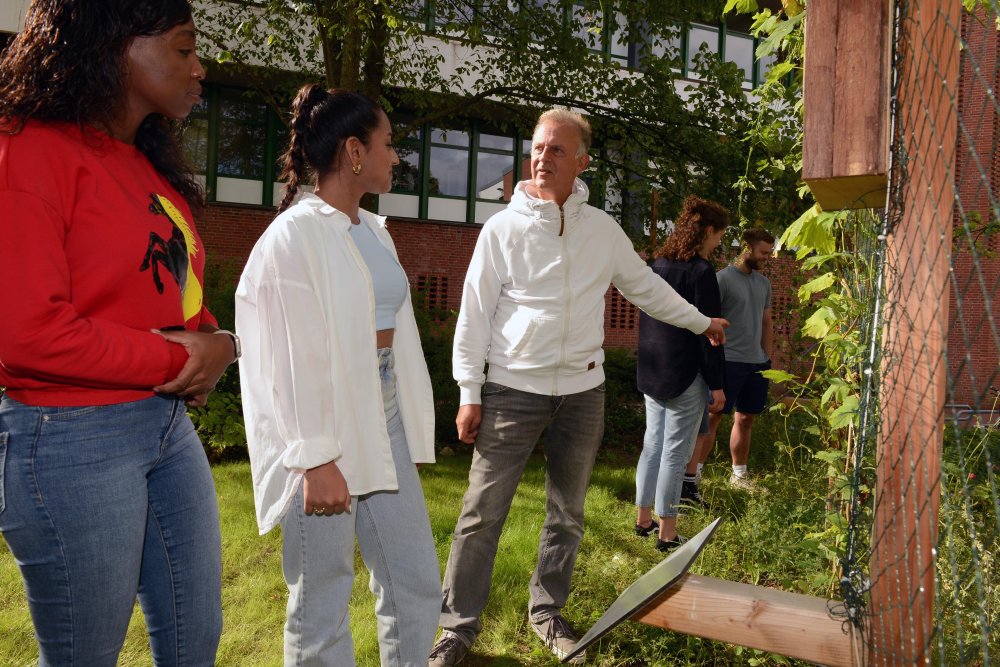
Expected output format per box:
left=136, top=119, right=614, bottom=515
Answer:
left=0, top=434, right=843, bottom=667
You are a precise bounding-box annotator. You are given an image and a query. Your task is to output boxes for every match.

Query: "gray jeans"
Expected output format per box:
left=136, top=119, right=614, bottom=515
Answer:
left=439, top=381, right=606, bottom=645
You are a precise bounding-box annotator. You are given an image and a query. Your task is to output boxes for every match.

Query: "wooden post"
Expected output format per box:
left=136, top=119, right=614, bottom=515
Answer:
left=872, top=0, right=960, bottom=663
left=802, top=0, right=892, bottom=210
left=633, top=574, right=859, bottom=666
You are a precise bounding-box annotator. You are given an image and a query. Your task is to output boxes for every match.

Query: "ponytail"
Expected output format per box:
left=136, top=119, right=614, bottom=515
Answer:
left=278, top=84, right=328, bottom=212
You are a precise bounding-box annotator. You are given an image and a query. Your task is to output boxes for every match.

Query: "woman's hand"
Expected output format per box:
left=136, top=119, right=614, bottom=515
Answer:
left=152, top=329, right=235, bottom=403
left=303, top=460, right=351, bottom=516
left=708, top=389, right=726, bottom=414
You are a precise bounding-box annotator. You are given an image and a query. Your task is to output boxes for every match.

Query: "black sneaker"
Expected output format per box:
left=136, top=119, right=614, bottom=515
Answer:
left=656, top=534, right=688, bottom=553
left=680, top=480, right=706, bottom=508
left=529, top=614, right=585, bottom=664
left=428, top=634, right=468, bottom=666
left=634, top=519, right=659, bottom=537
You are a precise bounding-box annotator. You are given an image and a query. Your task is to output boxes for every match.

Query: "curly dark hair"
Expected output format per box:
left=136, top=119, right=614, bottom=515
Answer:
left=657, top=195, right=730, bottom=262
left=277, top=84, right=383, bottom=213
left=0, top=0, right=203, bottom=210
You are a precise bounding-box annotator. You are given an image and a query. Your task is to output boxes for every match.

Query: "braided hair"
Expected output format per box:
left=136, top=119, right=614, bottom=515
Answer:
left=277, top=84, right=383, bottom=213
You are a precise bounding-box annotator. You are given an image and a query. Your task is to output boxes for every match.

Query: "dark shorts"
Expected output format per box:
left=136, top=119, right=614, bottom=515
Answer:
left=721, top=360, right=771, bottom=415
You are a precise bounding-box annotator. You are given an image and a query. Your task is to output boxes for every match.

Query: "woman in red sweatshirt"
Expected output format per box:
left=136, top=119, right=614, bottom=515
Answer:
left=0, top=1, right=232, bottom=663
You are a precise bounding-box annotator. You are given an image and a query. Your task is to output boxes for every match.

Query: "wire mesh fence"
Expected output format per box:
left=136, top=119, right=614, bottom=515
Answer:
left=837, top=2, right=999, bottom=664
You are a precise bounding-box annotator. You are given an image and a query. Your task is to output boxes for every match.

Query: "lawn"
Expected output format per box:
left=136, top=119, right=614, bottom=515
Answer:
left=0, top=432, right=838, bottom=666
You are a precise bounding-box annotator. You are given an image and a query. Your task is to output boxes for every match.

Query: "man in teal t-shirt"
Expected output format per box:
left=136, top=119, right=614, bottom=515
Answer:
left=696, top=228, right=774, bottom=491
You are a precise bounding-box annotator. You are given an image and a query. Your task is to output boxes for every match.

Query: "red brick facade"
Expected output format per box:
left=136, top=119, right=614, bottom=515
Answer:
left=951, top=11, right=1000, bottom=411
left=198, top=207, right=807, bottom=387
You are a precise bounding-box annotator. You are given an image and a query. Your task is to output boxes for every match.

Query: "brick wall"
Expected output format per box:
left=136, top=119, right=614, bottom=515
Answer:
left=951, top=12, right=1000, bottom=410
left=199, top=207, right=810, bottom=394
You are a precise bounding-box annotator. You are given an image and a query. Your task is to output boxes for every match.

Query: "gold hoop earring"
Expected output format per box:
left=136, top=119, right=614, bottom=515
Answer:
left=352, top=162, right=362, bottom=175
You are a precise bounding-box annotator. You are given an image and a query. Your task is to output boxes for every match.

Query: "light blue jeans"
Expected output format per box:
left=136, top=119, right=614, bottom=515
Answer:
left=0, top=394, right=222, bottom=666
left=635, top=375, right=707, bottom=518
left=279, top=348, right=440, bottom=666
left=439, top=382, right=606, bottom=646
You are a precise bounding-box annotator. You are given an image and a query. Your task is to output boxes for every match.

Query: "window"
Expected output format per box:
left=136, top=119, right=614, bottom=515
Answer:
left=571, top=4, right=603, bottom=54
left=392, top=123, right=423, bottom=194
left=428, top=128, right=470, bottom=198
left=756, top=48, right=779, bottom=86
left=609, top=11, right=630, bottom=65
left=687, top=24, right=719, bottom=77
left=400, top=0, right=430, bottom=27
left=217, top=89, right=267, bottom=179
left=177, top=83, right=286, bottom=207
left=725, top=30, right=755, bottom=87
left=636, top=23, right=682, bottom=71
left=182, top=98, right=209, bottom=175
left=475, top=131, right=515, bottom=201
left=570, top=3, right=632, bottom=66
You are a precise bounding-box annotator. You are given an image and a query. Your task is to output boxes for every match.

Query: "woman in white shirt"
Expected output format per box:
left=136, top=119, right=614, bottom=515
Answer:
left=236, top=84, right=440, bottom=666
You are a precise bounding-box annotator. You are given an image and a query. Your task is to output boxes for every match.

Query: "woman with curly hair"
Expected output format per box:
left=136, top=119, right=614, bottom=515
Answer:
left=0, top=1, right=229, bottom=663
left=236, top=84, right=440, bottom=664
left=633, top=195, right=729, bottom=553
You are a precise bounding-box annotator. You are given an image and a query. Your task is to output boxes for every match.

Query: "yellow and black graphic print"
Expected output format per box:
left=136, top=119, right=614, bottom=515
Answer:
left=140, top=193, right=203, bottom=321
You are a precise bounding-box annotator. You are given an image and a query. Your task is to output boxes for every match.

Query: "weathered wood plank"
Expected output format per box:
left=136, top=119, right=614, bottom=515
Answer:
left=632, top=573, right=859, bottom=667
left=803, top=0, right=892, bottom=210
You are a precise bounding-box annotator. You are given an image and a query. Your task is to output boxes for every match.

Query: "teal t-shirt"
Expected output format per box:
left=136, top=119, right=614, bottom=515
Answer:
left=716, top=265, right=771, bottom=364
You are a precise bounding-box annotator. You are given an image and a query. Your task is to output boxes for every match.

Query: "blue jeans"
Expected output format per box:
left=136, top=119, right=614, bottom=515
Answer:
left=439, top=382, right=606, bottom=646
left=635, top=375, right=707, bottom=518
left=0, top=394, right=222, bottom=666
left=279, top=348, right=440, bottom=666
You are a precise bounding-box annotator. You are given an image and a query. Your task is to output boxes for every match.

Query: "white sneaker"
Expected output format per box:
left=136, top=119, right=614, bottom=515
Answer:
left=729, top=473, right=761, bottom=492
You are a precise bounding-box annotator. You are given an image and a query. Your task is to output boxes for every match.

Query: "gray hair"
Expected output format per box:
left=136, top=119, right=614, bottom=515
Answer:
left=534, top=108, right=592, bottom=157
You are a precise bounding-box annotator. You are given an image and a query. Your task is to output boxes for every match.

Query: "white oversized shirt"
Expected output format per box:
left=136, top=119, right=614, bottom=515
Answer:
left=236, top=194, right=435, bottom=534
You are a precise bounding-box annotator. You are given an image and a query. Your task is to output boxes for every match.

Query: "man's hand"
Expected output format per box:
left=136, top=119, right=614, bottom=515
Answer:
left=702, top=318, right=729, bottom=346
left=303, top=460, right=351, bottom=516
left=708, top=389, right=726, bottom=414
left=456, top=404, right=482, bottom=444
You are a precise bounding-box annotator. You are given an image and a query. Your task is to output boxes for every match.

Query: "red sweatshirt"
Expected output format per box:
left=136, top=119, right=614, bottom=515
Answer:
left=0, top=121, right=216, bottom=406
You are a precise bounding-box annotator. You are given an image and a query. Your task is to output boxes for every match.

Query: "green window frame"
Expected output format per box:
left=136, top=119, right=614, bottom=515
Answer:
left=179, top=83, right=284, bottom=207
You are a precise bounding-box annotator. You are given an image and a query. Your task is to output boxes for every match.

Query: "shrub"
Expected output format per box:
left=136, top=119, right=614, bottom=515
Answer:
left=190, top=258, right=248, bottom=461
left=410, top=293, right=462, bottom=449
left=600, top=347, right=645, bottom=453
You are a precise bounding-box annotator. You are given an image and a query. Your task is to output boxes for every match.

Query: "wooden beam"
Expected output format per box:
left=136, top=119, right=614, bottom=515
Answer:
left=871, top=0, right=960, bottom=661
left=632, top=573, right=860, bottom=667
left=803, top=0, right=892, bottom=210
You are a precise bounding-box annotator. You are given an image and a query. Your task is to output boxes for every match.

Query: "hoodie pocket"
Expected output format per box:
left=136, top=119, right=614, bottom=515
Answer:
left=500, top=309, right=561, bottom=364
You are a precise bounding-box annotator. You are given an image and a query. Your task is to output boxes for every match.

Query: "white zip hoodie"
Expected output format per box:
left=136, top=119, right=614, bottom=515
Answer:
left=454, top=179, right=711, bottom=404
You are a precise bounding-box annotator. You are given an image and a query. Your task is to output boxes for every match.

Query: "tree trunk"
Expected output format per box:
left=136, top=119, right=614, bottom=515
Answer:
left=317, top=0, right=342, bottom=88
left=361, top=2, right=389, bottom=102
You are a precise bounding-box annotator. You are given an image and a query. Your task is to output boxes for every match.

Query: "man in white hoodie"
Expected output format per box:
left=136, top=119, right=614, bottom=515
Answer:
left=428, top=109, right=728, bottom=666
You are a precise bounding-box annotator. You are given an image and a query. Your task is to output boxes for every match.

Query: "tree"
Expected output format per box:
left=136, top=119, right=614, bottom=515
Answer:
left=193, top=0, right=800, bottom=232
